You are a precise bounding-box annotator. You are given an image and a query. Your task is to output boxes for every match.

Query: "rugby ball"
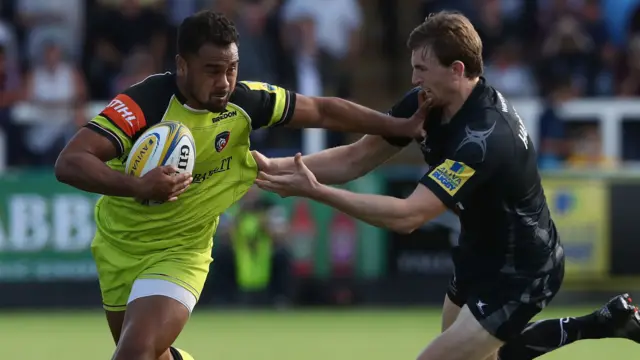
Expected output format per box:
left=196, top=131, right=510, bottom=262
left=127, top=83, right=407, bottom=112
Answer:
left=125, top=121, right=196, bottom=205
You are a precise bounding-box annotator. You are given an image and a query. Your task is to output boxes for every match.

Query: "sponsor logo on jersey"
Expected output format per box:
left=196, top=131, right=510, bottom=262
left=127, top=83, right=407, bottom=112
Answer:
left=428, top=159, right=475, bottom=196
left=454, top=122, right=496, bottom=162
left=212, top=110, right=237, bottom=123
left=101, top=94, right=146, bottom=137
left=192, top=156, right=232, bottom=183
left=215, top=131, right=230, bottom=152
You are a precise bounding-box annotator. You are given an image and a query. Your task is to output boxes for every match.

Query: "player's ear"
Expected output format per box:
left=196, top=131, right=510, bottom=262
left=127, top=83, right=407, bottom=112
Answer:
left=176, top=55, right=187, bottom=76
left=451, top=61, right=465, bottom=79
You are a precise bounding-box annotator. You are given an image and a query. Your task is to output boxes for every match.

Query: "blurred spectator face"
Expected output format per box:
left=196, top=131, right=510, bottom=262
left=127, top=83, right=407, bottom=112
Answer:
left=44, top=43, right=63, bottom=69
left=0, top=47, right=5, bottom=75
left=121, top=0, right=143, bottom=17
left=125, top=50, right=155, bottom=76
left=628, top=37, right=640, bottom=72
left=582, top=0, right=602, bottom=21
left=178, top=43, right=239, bottom=113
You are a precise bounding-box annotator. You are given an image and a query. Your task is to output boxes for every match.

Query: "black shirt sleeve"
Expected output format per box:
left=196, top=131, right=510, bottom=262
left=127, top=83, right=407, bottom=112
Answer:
left=231, top=81, right=296, bottom=130
left=419, top=114, right=505, bottom=209
left=382, top=87, right=421, bottom=147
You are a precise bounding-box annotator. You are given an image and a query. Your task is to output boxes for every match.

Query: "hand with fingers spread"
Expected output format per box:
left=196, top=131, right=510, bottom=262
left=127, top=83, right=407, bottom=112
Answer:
left=134, top=165, right=193, bottom=203
left=255, top=153, right=319, bottom=198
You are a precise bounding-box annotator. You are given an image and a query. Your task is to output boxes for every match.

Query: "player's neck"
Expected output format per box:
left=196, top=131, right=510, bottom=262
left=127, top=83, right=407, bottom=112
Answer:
left=442, top=77, right=479, bottom=122
left=175, top=76, right=206, bottom=111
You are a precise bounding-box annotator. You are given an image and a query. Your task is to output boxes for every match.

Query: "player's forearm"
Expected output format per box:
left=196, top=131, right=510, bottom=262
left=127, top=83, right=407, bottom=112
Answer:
left=55, top=152, right=141, bottom=197
left=272, top=147, right=365, bottom=185
left=309, top=185, right=423, bottom=233
left=314, top=97, right=410, bottom=137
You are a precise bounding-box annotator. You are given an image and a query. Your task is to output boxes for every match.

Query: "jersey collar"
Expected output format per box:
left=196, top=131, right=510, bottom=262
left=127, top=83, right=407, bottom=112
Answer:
left=448, top=76, right=487, bottom=127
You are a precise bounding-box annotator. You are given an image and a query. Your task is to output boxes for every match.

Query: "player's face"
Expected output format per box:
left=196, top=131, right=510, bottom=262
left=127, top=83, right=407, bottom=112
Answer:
left=411, top=46, right=464, bottom=106
left=181, top=43, right=239, bottom=113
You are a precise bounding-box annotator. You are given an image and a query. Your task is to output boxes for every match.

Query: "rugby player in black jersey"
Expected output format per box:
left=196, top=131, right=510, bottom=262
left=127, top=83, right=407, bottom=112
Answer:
left=254, top=11, right=640, bottom=360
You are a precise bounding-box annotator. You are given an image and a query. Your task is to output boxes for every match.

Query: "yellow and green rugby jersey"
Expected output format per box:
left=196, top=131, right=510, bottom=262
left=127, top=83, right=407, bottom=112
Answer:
left=85, top=72, right=296, bottom=254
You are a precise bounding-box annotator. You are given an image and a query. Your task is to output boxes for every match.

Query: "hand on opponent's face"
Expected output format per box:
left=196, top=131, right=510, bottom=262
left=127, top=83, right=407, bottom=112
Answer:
left=405, top=91, right=433, bottom=139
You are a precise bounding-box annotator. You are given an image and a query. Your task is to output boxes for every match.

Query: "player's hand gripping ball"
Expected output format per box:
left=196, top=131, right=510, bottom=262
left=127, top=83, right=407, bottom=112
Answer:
left=125, top=121, right=196, bottom=205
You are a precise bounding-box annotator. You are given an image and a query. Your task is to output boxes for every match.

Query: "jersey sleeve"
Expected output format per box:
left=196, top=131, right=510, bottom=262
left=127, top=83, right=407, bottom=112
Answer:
left=419, top=119, right=503, bottom=210
left=382, top=87, right=421, bottom=147
left=85, top=93, right=148, bottom=158
left=233, top=81, right=296, bottom=129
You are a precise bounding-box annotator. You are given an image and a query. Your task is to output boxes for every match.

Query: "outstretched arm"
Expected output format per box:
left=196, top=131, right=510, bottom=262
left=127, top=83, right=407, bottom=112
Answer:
left=309, top=183, right=446, bottom=234
left=286, top=94, right=429, bottom=138
left=255, top=154, right=447, bottom=234
left=253, top=135, right=402, bottom=185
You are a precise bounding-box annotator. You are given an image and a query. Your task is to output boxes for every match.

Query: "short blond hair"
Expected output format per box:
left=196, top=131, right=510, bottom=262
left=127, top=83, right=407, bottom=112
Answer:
left=407, top=11, right=483, bottom=78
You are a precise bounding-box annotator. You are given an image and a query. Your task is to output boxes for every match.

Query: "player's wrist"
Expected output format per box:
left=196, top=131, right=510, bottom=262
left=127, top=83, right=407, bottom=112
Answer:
left=128, top=175, right=147, bottom=199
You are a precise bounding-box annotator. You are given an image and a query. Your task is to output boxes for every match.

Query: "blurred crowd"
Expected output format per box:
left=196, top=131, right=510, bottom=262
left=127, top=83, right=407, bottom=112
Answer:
left=1, top=0, right=640, bottom=168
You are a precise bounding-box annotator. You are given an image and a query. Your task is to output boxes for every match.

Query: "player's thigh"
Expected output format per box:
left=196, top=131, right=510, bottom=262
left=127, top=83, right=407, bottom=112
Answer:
left=91, top=235, right=140, bottom=342
left=418, top=305, right=504, bottom=360
left=116, top=285, right=192, bottom=358
left=442, top=294, right=462, bottom=332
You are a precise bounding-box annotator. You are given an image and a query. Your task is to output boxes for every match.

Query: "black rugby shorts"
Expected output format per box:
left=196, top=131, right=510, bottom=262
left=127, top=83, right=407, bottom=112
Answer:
left=446, top=254, right=565, bottom=342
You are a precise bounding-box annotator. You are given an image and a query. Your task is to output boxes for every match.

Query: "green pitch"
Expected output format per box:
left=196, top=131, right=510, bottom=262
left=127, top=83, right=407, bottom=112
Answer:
left=2, top=308, right=637, bottom=359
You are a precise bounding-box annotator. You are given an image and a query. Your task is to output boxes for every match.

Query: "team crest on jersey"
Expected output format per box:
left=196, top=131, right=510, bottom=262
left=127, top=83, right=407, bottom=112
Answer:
left=215, top=131, right=230, bottom=152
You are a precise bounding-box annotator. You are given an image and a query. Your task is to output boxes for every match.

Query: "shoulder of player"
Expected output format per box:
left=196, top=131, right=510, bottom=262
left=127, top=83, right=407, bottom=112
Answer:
left=447, top=108, right=514, bottom=164
left=110, top=72, right=176, bottom=127
left=228, top=81, right=254, bottom=104
left=97, top=72, right=176, bottom=138
left=121, top=72, right=176, bottom=110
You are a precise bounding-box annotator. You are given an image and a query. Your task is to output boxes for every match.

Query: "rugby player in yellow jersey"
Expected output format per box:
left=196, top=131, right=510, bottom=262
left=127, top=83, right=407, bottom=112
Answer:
left=54, top=10, right=428, bottom=360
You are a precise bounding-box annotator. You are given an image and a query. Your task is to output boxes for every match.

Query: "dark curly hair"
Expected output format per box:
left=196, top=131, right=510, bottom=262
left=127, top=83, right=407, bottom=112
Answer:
left=177, top=11, right=239, bottom=57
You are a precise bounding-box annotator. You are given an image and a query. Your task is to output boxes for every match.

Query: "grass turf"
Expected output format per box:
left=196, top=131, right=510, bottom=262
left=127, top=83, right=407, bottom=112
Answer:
left=1, top=308, right=637, bottom=359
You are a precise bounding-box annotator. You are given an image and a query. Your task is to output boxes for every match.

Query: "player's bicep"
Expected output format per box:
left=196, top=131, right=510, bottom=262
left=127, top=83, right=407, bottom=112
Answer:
left=285, top=94, right=322, bottom=129
left=420, top=145, right=500, bottom=209
left=61, top=127, right=121, bottom=163
left=86, top=115, right=133, bottom=157
left=99, top=93, right=148, bottom=137
left=395, top=183, right=448, bottom=233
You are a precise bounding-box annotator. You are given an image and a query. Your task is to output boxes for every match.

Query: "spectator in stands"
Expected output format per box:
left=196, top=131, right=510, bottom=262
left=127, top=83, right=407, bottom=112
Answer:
left=22, top=39, right=87, bottom=166
left=473, top=0, right=514, bottom=62
left=567, top=125, right=615, bottom=168
left=212, top=187, right=293, bottom=307
left=282, top=0, right=363, bottom=149
left=616, top=34, right=640, bottom=95
left=111, top=49, right=157, bottom=96
left=538, top=76, right=575, bottom=170
left=87, top=0, right=170, bottom=98
left=580, top=0, right=616, bottom=96
left=217, top=0, right=281, bottom=84
left=483, top=39, right=537, bottom=97
left=16, top=0, right=84, bottom=64
left=282, top=0, right=362, bottom=100
left=0, top=44, right=26, bottom=168
left=538, top=14, right=596, bottom=95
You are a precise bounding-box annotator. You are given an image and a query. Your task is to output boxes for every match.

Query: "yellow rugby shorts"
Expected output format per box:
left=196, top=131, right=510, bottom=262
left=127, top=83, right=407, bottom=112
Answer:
left=90, top=233, right=212, bottom=312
